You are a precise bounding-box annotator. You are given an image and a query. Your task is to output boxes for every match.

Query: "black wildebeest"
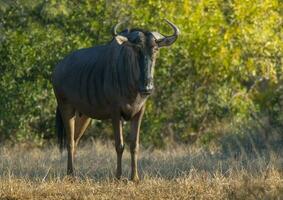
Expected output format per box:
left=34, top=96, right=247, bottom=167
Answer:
left=52, top=19, right=179, bottom=181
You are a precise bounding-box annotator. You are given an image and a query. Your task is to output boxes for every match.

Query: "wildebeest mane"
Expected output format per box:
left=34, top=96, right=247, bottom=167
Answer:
left=103, top=41, right=140, bottom=103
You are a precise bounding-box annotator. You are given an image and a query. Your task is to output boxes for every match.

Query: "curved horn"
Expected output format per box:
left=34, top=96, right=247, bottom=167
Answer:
left=157, top=19, right=180, bottom=47
left=165, top=19, right=180, bottom=36
left=112, top=21, right=124, bottom=36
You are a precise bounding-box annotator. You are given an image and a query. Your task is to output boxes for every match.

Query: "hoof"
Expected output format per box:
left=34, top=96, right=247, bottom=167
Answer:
left=115, top=177, right=129, bottom=184
left=63, top=175, right=78, bottom=182
left=131, top=175, right=140, bottom=183
left=115, top=174, right=122, bottom=180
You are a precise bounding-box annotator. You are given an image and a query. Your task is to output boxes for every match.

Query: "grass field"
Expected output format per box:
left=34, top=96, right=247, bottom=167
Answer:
left=0, top=141, right=282, bottom=200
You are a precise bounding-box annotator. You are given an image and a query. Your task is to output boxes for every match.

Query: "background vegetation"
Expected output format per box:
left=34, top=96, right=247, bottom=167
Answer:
left=0, top=0, right=282, bottom=148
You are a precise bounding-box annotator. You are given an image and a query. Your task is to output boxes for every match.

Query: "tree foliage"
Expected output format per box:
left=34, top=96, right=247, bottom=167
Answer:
left=0, top=0, right=282, bottom=147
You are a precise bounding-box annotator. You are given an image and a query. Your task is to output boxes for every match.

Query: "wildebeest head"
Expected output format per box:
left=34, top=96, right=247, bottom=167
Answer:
left=112, top=19, right=180, bottom=95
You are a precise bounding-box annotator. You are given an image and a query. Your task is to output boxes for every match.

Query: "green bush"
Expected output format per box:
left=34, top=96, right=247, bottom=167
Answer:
left=0, top=0, right=282, bottom=147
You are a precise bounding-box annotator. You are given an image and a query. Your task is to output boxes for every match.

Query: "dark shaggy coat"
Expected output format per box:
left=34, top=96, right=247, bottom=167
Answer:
left=52, top=36, right=146, bottom=120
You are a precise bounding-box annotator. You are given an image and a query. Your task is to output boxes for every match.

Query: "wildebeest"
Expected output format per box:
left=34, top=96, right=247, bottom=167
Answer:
left=52, top=19, right=179, bottom=181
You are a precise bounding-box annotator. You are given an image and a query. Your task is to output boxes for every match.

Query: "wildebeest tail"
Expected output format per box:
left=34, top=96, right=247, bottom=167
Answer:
left=56, top=106, right=66, bottom=153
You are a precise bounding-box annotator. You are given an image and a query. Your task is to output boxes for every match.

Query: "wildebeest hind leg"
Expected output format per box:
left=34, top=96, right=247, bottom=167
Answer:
left=74, top=112, right=91, bottom=152
left=58, top=104, right=76, bottom=176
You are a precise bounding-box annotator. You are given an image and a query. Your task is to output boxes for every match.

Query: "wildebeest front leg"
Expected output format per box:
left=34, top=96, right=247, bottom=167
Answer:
left=59, top=104, right=76, bottom=175
left=130, top=106, right=145, bottom=181
left=112, top=117, right=124, bottom=179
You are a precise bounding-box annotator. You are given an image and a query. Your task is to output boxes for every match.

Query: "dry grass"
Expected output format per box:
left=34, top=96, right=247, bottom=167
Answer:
left=0, top=141, right=282, bottom=200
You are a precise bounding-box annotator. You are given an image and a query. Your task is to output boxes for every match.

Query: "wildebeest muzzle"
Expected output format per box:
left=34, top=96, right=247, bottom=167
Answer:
left=139, top=54, right=154, bottom=95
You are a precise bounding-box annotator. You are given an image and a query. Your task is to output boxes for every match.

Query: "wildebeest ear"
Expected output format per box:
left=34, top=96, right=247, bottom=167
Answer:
left=114, top=35, right=128, bottom=45
left=151, top=32, right=165, bottom=41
